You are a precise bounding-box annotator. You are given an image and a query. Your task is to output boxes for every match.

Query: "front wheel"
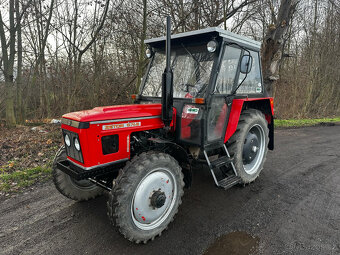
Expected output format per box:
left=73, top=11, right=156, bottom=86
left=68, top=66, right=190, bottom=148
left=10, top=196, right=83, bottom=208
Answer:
left=52, top=146, right=104, bottom=201
left=227, top=109, right=269, bottom=183
left=107, top=152, right=184, bottom=243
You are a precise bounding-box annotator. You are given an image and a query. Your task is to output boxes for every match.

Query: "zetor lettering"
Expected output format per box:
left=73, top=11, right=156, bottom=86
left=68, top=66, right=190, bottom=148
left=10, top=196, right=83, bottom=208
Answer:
left=102, top=122, right=141, bottom=131
left=53, top=17, right=274, bottom=244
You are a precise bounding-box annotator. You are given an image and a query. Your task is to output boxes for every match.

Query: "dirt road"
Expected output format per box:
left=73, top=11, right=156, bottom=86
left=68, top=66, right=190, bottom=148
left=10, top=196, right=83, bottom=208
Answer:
left=1, top=125, right=339, bottom=255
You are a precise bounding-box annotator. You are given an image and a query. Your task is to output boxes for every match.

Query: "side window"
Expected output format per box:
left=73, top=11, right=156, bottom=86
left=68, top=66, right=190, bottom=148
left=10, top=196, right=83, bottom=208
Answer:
left=215, top=46, right=242, bottom=94
left=237, top=51, right=262, bottom=94
left=207, top=97, right=228, bottom=141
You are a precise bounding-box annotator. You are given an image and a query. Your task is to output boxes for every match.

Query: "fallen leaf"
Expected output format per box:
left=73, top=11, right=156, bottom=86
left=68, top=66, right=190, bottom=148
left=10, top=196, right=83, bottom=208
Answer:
left=46, top=139, right=53, bottom=145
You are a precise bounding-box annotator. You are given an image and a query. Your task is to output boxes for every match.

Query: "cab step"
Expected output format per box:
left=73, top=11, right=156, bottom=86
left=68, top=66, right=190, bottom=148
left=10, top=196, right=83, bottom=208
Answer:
left=218, top=176, right=241, bottom=190
left=204, top=144, right=239, bottom=189
left=210, top=155, right=233, bottom=169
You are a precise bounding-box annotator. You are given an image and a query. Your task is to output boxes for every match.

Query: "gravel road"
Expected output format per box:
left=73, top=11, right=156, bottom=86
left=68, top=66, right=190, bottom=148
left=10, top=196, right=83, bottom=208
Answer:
left=1, top=125, right=339, bottom=255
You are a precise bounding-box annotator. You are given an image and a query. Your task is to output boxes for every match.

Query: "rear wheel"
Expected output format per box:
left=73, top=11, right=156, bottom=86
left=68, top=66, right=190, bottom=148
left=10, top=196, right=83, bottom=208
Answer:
left=52, top=146, right=103, bottom=201
left=227, top=109, right=269, bottom=183
left=107, top=152, right=184, bottom=243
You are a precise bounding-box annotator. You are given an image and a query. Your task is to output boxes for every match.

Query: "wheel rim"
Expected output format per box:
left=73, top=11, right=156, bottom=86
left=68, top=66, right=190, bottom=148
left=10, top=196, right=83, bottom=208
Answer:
left=131, top=168, right=177, bottom=230
left=242, top=124, right=265, bottom=175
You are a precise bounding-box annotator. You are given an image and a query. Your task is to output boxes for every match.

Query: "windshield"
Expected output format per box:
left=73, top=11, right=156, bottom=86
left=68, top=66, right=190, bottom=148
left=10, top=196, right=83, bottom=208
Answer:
left=141, top=45, right=215, bottom=98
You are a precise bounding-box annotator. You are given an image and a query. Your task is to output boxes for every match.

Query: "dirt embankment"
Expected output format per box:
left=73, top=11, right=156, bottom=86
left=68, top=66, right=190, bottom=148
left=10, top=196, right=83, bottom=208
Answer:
left=0, top=123, right=62, bottom=195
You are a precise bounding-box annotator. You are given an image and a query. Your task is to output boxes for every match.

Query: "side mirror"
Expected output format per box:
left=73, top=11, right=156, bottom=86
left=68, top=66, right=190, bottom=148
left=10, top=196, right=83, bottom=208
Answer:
left=240, top=55, right=253, bottom=74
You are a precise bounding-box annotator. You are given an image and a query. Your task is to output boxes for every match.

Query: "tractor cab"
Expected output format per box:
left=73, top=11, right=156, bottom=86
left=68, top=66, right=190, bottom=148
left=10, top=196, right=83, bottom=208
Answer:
left=139, top=27, right=265, bottom=149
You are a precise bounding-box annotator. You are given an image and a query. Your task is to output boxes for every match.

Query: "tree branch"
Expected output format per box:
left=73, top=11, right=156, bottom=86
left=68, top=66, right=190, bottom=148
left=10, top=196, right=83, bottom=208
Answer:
left=213, top=0, right=259, bottom=27
left=79, top=0, right=110, bottom=56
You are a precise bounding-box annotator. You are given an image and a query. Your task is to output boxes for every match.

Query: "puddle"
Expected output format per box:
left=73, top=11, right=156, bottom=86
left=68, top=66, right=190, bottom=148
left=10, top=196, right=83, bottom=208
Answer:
left=203, top=231, right=259, bottom=255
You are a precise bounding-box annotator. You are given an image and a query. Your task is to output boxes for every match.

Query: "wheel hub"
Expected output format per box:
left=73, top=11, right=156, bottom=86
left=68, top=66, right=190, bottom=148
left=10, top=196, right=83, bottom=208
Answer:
left=243, top=132, right=259, bottom=164
left=242, top=124, right=266, bottom=175
left=150, top=190, right=166, bottom=209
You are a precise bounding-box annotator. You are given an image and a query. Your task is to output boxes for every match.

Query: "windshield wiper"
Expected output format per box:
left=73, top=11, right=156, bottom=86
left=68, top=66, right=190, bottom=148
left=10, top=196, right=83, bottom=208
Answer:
left=181, top=43, right=208, bottom=75
left=181, top=43, right=210, bottom=96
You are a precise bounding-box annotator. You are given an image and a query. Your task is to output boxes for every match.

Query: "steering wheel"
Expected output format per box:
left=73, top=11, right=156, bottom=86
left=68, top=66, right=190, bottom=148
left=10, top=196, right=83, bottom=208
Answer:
left=183, top=83, right=195, bottom=91
left=196, top=83, right=208, bottom=96
left=179, top=83, right=198, bottom=97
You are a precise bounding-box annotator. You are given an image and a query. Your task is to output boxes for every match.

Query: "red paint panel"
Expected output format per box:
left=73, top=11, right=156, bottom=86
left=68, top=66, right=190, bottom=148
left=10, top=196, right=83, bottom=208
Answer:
left=265, top=114, right=272, bottom=124
left=63, top=103, right=163, bottom=122
left=180, top=104, right=198, bottom=139
left=270, top=97, right=274, bottom=115
left=224, top=100, right=244, bottom=143
left=224, top=97, right=274, bottom=143
left=62, top=106, right=176, bottom=169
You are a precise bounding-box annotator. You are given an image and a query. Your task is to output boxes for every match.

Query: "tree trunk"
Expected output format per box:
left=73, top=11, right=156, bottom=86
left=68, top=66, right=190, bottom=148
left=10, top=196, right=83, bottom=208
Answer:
left=136, top=0, right=147, bottom=92
left=194, top=0, right=200, bottom=30
left=0, top=1, right=17, bottom=127
left=5, top=83, right=16, bottom=126
left=16, top=0, right=24, bottom=123
left=261, top=0, right=299, bottom=96
left=222, top=0, right=230, bottom=30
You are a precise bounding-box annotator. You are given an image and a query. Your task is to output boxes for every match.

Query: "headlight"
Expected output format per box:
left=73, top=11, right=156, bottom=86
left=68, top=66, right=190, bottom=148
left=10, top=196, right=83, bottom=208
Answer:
left=64, top=134, right=71, bottom=147
left=74, top=138, right=81, bottom=151
left=146, top=48, right=152, bottom=58
left=207, top=40, right=217, bottom=52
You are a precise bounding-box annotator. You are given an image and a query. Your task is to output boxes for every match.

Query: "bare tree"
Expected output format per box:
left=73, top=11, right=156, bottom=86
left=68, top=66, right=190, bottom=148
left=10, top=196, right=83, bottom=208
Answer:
left=261, top=0, right=300, bottom=95
left=30, top=0, right=55, bottom=117
left=136, top=0, right=147, bottom=91
left=0, top=0, right=32, bottom=126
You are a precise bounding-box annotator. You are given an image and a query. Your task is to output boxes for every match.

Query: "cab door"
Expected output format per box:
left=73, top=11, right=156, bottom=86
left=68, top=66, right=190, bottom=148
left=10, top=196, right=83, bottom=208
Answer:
left=206, top=45, right=242, bottom=144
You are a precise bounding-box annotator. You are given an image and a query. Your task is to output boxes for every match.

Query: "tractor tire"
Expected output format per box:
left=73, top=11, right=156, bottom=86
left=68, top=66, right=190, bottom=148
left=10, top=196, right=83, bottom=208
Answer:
left=226, top=109, right=269, bottom=183
left=107, top=152, right=184, bottom=244
left=52, top=146, right=103, bottom=201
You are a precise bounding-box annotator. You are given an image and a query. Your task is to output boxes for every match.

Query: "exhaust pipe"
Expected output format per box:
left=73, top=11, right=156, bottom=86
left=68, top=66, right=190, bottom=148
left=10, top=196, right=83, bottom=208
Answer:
left=161, top=16, right=173, bottom=128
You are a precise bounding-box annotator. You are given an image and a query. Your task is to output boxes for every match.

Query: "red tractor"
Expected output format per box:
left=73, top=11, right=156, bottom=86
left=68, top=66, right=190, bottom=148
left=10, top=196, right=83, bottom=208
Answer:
left=53, top=17, right=274, bottom=243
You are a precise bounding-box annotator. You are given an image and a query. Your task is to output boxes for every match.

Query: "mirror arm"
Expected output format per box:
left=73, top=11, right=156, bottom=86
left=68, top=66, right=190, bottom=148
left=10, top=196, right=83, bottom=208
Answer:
left=230, top=68, right=248, bottom=95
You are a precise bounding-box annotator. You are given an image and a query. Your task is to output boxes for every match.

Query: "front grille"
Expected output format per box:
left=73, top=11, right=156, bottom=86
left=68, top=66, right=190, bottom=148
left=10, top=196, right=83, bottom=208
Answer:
left=62, top=129, right=84, bottom=163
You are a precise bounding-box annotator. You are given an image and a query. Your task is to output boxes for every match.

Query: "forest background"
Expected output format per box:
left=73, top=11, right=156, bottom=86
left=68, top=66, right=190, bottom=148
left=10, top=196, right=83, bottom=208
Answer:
left=0, top=0, right=339, bottom=127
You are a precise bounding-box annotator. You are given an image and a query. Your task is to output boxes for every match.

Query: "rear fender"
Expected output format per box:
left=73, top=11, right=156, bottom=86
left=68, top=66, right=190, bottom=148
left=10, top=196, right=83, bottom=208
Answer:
left=224, top=98, right=274, bottom=150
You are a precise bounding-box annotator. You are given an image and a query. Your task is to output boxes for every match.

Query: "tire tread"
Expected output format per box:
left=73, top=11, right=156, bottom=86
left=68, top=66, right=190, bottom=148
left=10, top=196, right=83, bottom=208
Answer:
left=107, top=151, right=184, bottom=244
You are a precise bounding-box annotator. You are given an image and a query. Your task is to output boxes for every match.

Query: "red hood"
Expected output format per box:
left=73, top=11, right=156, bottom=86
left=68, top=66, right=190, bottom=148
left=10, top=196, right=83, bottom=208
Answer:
left=62, top=104, right=162, bottom=122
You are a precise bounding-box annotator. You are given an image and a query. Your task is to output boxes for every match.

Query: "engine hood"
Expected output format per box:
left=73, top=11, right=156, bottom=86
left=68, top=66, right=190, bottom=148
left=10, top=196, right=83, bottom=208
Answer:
left=62, top=104, right=162, bottom=123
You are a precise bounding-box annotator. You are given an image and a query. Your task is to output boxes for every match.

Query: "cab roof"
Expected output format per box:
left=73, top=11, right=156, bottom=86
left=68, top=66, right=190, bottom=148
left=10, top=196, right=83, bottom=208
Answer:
left=144, top=27, right=261, bottom=51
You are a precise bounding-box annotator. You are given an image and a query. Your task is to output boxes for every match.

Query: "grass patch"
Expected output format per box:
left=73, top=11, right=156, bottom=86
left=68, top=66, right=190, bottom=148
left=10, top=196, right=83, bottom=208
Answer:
left=275, top=117, right=340, bottom=128
left=0, top=165, right=52, bottom=193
